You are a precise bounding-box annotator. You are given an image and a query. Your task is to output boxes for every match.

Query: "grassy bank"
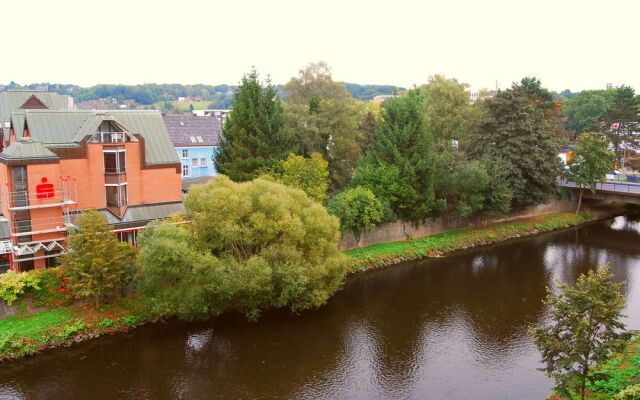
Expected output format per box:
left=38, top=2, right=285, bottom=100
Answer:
left=0, top=211, right=596, bottom=362
left=345, top=212, right=592, bottom=273
left=0, top=296, right=154, bottom=360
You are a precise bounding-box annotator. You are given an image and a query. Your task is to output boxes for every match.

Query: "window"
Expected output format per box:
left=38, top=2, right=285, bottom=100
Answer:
left=200, top=158, right=207, bottom=167
left=105, top=184, right=127, bottom=208
left=182, top=149, right=188, bottom=158
left=196, top=136, right=204, bottom=143
left=190, top=137, right=197, bottom=143
left=103, top=150, right=126, bottom=173
left=192, top=158, right=198, bottom=167
left=11, top=166, right=28, bottom=207
left=45, top=251, right=60, bottom=268
left=15, top=218, right=32, bottom=244
left=182, top=165, right=190, bottom=177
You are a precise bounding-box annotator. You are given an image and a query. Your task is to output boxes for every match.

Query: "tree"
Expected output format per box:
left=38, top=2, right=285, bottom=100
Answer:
left=283, top=62, right=367, bottom=191
left=326, top=186, right=384, bottom=239
left=602, top=85, right=640, bottom=165
left=214, top=68, right=294, bottom=181
left=419, top=75, right=480, bottom=149
left=447, top=160, right=513, bottom=217
left=61, top=210, right=135, bottom=307
left=566, top=133, right=614, bottom=213
left=284, top=61, right=351, bottom=105
left=531, top=265, right=630, bottom=400
left=138, top=176, right=347, bottom=320
left=563, top=90, right=615, bottom=134
left=265, top=152, right=330, bottom=203
left=468, top=87, right=560, bottom=207
left=353, top=90, right=443, bottom=222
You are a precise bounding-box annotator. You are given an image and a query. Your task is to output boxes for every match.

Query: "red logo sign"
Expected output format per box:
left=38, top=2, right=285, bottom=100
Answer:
left=36, top=177, right=54, bottom=199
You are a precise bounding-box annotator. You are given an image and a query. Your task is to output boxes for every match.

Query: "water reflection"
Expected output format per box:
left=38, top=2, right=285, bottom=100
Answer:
left=0, top=216, right=639, bottom=400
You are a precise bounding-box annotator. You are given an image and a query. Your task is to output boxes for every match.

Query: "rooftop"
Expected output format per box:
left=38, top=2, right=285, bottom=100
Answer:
left=163, top=115, right=221, bottom=147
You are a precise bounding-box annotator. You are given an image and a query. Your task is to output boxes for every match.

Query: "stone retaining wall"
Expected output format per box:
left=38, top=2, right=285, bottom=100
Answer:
left=338, top=199, right=576, bottom=250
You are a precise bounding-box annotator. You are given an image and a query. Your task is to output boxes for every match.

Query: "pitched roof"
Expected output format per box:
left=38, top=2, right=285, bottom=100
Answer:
left=0, top=139, right=59, bottom=162
left=162, top=115, right=221, bottom=147
left=0, top=91, right=71, bottom=121
left=17, top=110, right=179, bottom=166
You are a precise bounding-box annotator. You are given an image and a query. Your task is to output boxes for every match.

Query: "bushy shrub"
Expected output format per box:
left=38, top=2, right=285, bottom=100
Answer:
left=137, top=176, right=347, bottom=320
left=327, top=186, right=384, bottom=239
left=615, top=384, right=640, bottom=400
left=0, top=271, right=41, bottom=305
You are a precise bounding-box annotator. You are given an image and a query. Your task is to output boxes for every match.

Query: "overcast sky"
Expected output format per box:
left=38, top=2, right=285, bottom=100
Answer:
left=4, top=0, right=638, bottom=92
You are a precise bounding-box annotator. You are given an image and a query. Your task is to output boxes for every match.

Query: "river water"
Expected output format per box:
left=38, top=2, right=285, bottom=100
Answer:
left=1, top=215, right=640, bottom=400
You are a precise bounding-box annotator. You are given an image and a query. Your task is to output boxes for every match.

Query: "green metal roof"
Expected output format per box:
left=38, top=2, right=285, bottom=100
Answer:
left=0, top=139, right=59, bottom=162
left=0, top=91, right=71, bottom=121
left=101, top=201, right=185, bottom=225
left=19, top=110, right=179, bottom=166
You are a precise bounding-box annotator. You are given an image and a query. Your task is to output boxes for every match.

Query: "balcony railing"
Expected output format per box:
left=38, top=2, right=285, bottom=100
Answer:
left=88, top=132, right=127, bottom=143
left=10, top=215, right=76, bottom=237
left=6, top=189, right=76, bottom=211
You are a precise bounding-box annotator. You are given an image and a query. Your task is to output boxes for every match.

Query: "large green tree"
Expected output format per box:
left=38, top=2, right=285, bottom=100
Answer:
left=62, top=210, right=135, bottom=307
left=531, top=266, right=630, bottom=400
left=468, top=86, right=560, bottom=207
left=214, top=68, right=294, bottom=181
left=602, top=85, right=640, bottom=165
left=420, top=75, right=480, bottom=148
left=352, top=90, right=443, bottom=222
left=566, top=133, right=614, bottom=213
left=283, top=62, right=368, bottom=191
left=138, top=176, right=347, bottom=320
left=563, top=89, right=615, bottom=134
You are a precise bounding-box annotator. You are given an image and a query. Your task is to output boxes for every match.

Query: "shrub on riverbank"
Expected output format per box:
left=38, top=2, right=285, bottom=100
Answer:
left=0, top=267, right=75, bottom=307
left=137, top=176, right=347, bottom=321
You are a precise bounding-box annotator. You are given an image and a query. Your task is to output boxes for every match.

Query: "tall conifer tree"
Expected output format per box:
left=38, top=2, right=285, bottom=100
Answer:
left=215, top=68, right=293, bottom=181
left=352, top=90, right=442, bottom=222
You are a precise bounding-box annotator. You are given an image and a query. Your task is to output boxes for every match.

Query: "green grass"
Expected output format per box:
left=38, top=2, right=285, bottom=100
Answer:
left=0, top=308, right=74, bottom=341
left=586, top=338, right=640, bottom=399
left=345, top=212, right=590, bottom=273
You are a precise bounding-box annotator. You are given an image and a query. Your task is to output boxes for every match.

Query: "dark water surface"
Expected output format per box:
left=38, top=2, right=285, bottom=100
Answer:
left=1, top=216, right=640, bottom=400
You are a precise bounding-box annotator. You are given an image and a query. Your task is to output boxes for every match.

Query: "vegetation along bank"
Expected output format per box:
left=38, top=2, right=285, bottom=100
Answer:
left=0, top=210, right=602, bottom=362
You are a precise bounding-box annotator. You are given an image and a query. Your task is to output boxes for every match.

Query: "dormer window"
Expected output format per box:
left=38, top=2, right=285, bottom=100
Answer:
left=89, top=121, right=130, bottom=143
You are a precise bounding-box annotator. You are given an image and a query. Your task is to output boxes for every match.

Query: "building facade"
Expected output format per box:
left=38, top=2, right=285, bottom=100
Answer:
left=163, top=115, right=221, bottom=180
left=0, top=98, right=183, bottom=273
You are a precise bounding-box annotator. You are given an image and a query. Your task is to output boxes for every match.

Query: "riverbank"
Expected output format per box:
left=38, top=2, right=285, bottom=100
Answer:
left=0, top=210, right=612, bottom=362
left=345, top=212, right=595, bottom=274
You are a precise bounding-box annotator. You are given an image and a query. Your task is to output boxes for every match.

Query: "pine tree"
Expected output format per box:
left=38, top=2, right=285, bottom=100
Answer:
left=215, top=68, right=294, bottom=181
left=62, top=210, right=135, bottom=307
left=468, top=88, right=560, bottom=207
left=352, top=90, right=442, bottom=222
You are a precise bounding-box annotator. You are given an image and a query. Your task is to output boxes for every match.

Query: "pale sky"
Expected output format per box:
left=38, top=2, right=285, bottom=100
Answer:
left=4, top=0, right=639, bottom=92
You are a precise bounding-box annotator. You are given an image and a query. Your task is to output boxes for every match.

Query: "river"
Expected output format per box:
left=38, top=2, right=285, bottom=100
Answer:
left=1, top=215, right=639, bottom=400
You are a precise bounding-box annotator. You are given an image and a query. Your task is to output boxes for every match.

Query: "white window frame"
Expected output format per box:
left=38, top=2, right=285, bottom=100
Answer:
left=104, top=182, right=128, bottom=207
left=103, top=149, right=126, bottom=173
left=182, top=164, right=190, bottom=177
left=182, top=149, right=188, bottom=158
left=200, top=158, right=207, bottom=167
left=191, top=158, right=198, bottom=167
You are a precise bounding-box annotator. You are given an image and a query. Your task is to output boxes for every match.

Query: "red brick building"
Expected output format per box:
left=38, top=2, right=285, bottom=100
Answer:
left=0, top=91, right=183, bottom=272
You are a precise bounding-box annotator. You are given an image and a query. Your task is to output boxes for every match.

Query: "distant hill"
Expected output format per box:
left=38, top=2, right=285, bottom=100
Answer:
left=0, top=82, right=404, bottom=109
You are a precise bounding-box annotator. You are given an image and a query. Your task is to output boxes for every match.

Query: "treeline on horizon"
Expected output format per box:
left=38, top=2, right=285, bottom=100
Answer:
left=0, top=80, right=402, bottom=109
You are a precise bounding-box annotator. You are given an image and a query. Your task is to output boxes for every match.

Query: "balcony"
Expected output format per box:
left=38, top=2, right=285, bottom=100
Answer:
left=88, top=131, right=127, bottom=143
left=7, top=189, right=76, bottom=211
left=10, top=215, right=76, bottom=238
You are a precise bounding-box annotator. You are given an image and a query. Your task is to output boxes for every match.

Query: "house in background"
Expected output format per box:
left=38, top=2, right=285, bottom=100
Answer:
left=191, top=109, right=231, bottom=125
left=163, top=115, right=221, bottom=180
